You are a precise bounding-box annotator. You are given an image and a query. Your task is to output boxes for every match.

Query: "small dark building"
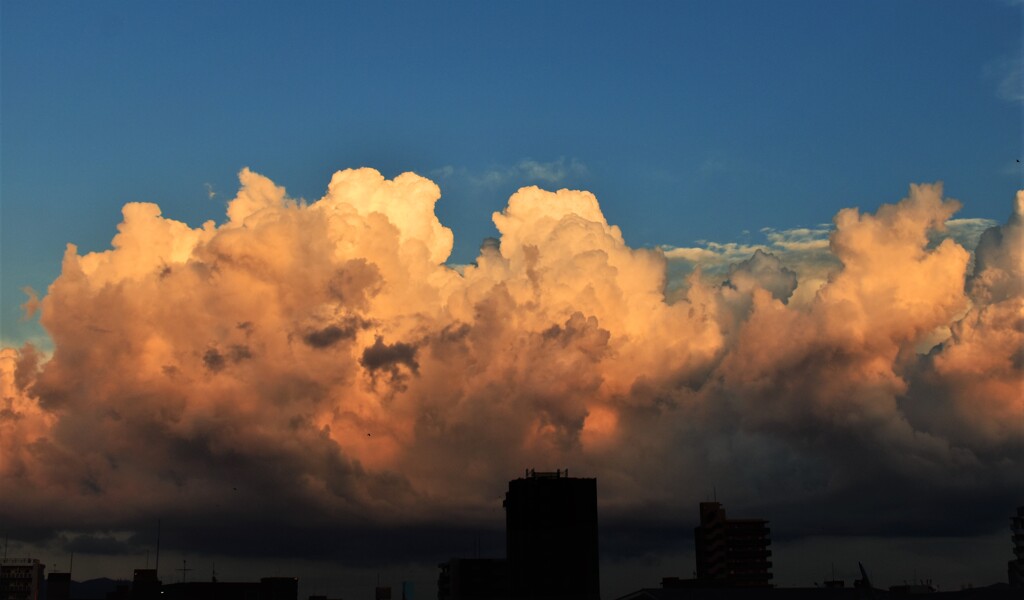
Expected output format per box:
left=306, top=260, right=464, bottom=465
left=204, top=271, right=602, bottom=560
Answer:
left=161, top=577, right=296, bottom=600
left=45, top=573, right=71, bottom=600
left=161, top=581, right=260, bottom=600
left=261, top=578, right=299, bottom=600
left=1010, top=505, right=1024, bottom=587
left=504, top=469, right=599, bottom=600
left=106, top=582, right=131, bottom=600
left=694, top=502, right=772, bottom=587
left=129, top=569, right=160, bottom=600
left=437, top=558, right=508, bottom=600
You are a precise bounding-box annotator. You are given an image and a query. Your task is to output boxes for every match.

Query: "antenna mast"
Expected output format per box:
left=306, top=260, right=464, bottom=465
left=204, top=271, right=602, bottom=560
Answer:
left=177, top=559, right=192, bottom=583
left=155, top=520, right=161, bottom=577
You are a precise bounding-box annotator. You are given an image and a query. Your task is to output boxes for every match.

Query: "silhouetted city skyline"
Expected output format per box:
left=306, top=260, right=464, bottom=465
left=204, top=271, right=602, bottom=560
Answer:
left=3, top=474, right=1021, bottom=600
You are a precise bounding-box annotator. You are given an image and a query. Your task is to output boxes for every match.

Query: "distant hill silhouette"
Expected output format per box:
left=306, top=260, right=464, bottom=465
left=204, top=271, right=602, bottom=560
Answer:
left=65, top=577, right=131, bottom=599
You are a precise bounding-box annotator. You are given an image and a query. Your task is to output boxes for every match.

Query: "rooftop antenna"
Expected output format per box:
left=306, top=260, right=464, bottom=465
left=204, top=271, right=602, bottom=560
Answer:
left=69, top=553, right=73, bottom=578
left=177, top=559, right=192, bottom=583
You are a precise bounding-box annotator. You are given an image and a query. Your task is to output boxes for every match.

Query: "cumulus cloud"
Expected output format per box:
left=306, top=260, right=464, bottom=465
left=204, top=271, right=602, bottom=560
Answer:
left=662, top=225, right=837, bottom=306
left=1, top=171, right=1020, bottom=570
left=912, top=192, right=1024, bottom=449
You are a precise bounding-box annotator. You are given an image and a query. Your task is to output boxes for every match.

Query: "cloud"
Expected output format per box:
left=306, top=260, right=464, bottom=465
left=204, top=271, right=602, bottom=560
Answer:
left=913, top=192, right=1024, bottom=449
left=432, top=157, right=588, bottom=189
left=303, top=317, right=369, bottom=349
left=517, top=158, right=588, bottom=183
left=662, top=225, right=837, bottom=306
left=0, top=171, right=1020, bottom=574
left=62, top=532, right=138, bottom=556
left=20, top=287, right=41, bottom=320
left=999, top=58, right=1023, bottom=103
left=663, top=215, right=1001, bottom=310
left=699, top=156, right=729, bottom=175
left=942, top=217, right=1000, bottom=250
left=985, top=55, right=1024, bottom=104
left=724, top=250, right=798, bottom=303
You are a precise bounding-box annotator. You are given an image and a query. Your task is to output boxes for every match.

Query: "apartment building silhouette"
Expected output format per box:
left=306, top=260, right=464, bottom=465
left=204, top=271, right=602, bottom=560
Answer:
left=693, top=502, right=772, bottom=587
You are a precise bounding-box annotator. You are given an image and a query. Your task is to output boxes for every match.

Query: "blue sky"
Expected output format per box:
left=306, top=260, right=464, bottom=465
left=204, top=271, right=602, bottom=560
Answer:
left=1, top=0, right=1020, bottom=342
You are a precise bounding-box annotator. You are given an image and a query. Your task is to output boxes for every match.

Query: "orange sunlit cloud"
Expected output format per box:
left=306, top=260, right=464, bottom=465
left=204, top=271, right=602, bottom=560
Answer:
left=1, top=169, right=1021, bottom=536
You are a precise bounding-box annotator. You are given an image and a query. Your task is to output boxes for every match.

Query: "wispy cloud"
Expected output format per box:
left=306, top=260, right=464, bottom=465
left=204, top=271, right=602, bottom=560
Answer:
left=433, top=157, right=588, bottom=189
left=661, top=225, right=837, bottom=305
left=941, top=217, right=999, bottom=250
left=761, top=225, right=832, bottom=251
left=998, top=58, right=1023, bottom=103
left=662, top=225, right=833, bottom=272
left=985, top=55, right=1023, bottom=104
left=698, top=154, right=732, bottom=176
left=661, top=216, right=999, bottom=306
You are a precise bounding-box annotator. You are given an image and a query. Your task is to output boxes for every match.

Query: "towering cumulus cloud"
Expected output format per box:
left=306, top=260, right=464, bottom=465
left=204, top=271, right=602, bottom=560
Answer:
left=1, top=170, right=1021, bottom=562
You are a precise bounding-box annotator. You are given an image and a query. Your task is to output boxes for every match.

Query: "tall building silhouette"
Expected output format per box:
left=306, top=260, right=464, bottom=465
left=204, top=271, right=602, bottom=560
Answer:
left=504, top=469, right=599, bottom=600
left=694, top=502, right=772, bottom=587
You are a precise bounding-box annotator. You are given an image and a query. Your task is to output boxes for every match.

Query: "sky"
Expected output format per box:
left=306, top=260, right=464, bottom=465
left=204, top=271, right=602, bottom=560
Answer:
left=0, top=1, right=1022, bottom=599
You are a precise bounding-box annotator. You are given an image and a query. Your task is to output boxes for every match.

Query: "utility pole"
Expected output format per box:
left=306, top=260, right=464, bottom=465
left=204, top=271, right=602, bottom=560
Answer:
left=155, top=520, right=161, bottom=579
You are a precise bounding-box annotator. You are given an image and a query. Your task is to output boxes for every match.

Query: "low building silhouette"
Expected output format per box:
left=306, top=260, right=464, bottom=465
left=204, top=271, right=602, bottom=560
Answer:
left=44, top=573, right=70, bottom=600
left=694, top=502, right=772, bottom=587
left=128, top=569, right=160, bottom=600
left=437, top=558, right=508, bottom=600
left=160, top=576, right=296, bottom=600
left=1, top=558, right=45, bottom=600
left=619, top=583, right=1024, bottom=600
